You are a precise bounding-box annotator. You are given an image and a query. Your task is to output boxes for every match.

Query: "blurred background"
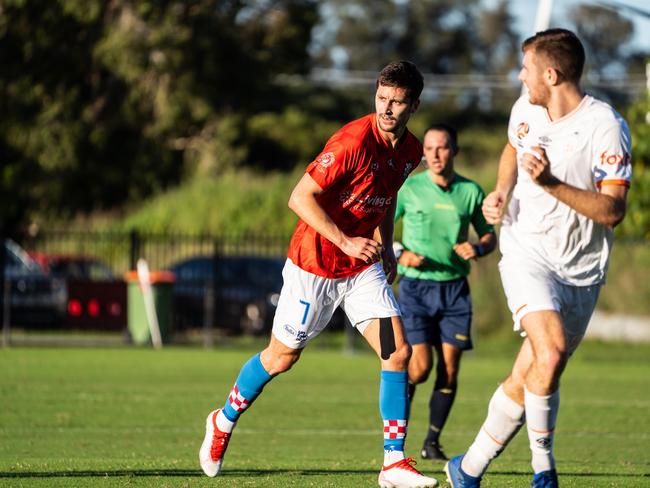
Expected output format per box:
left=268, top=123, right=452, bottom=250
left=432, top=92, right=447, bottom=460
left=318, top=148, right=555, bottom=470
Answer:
left=1, top=0, right=648, bottom=346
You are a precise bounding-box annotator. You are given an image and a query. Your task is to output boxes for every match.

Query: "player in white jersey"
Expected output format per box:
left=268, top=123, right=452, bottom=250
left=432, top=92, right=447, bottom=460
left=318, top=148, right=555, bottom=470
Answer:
left=501, top=93, right=631, bottom=287
left=444, top=29, right=631, bottom=488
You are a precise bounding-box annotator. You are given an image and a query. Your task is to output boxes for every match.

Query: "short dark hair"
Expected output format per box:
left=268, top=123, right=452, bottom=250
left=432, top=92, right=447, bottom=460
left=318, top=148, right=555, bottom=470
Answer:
left=424, top=124, right=458, bottom=150
left=522, top=28, right=585, bottom=83
left=377, top=61, right=424, bottom=102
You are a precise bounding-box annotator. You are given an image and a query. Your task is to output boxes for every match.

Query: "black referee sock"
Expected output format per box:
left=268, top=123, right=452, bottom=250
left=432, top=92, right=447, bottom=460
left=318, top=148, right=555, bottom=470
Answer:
left=408, top=382, right=416, bottom=402
left=406, top=382, right=416, bottom=419
left=426, top=388, right=456, bottom=444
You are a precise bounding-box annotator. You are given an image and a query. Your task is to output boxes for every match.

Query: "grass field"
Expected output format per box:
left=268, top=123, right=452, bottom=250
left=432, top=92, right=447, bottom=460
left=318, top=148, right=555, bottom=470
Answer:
left=1, top=337, right=649, bottom=487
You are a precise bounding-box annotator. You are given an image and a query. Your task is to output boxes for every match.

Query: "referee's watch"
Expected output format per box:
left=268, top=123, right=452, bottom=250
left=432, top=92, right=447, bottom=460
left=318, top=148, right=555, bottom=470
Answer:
left=474, top=244, right=486, bottom=257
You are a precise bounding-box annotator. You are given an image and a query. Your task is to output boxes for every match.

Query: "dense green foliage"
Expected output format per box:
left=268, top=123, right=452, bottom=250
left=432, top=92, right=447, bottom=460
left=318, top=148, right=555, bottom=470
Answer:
left=1, top=342, right=649, bottom=486
left=110, top=123, right=505, bottom=235
left=2, top=0, right=646, bottom=236
left=121, top=168, right=304, bottom=235
left=618, top=96, right=650, bottom=239
left=1, top=0, right=321, bottom=230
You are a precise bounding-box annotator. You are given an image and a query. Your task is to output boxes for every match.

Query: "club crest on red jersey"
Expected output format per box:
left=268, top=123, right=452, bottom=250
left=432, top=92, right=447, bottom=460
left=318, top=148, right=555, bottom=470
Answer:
left=316, top=152, right=335, bottom=172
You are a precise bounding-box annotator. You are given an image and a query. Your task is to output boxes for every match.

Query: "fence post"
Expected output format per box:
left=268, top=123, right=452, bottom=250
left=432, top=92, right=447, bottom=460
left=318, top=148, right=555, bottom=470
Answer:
left=1, top=228, right=9, bottom=348
left=202, top=239, right=220, bottom=348
left=343, top=316, right=357, bottom=354
left=203, top=283, right=214, bottom=349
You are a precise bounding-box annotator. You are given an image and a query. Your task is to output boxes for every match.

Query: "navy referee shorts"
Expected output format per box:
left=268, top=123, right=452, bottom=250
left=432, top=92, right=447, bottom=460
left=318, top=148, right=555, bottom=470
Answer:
left=397, top=276, right=473, bottom=350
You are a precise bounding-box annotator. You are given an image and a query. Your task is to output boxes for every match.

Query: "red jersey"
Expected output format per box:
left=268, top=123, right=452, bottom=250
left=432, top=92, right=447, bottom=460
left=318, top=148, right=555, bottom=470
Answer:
left=287, top=113, right=422, bottom=278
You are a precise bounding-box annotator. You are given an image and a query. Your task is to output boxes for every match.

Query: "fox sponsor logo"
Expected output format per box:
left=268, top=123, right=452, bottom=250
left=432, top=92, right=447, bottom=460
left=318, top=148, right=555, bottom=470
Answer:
left=516, top=122, right=529, bottom=140
left=316, top=152, right=335, bottom=172
left=600, top=151, right=631, bottom=167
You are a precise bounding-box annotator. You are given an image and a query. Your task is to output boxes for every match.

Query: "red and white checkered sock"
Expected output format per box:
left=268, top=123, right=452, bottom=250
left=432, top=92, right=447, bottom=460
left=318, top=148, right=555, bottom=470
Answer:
left=383, top=419, right=407, bottom=464
left=227, top=384, right=251, bottom=414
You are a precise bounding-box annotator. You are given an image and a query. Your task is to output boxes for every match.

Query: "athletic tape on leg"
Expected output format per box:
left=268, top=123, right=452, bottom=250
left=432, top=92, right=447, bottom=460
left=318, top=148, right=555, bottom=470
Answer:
left=379, top=317, right=396, bottom=360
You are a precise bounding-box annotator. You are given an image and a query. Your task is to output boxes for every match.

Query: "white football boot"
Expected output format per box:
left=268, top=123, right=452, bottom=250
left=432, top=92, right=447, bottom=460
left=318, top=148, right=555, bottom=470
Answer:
left=378, top=457, right=439, bottom=487
left=199, top=409, right=233, bottom=477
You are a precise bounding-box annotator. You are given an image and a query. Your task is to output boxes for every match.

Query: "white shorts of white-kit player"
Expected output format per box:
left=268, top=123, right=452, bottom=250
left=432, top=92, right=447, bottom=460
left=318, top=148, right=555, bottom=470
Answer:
left=272, top=258, right=401, bottom=349
left=499, top=256, right=601, bottom=354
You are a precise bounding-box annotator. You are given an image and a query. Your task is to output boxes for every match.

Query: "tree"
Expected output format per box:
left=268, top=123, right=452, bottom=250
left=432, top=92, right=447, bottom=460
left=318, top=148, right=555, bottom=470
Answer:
left=309, top=0, right=520, bottom=76
left=397, top=0, right=480, bottom=74
left=617, top=95, right=650, bottom=240
left=474, top=0, right=520, bottom=75
left=312, top=0, right=400, bottom=70
left=569, top=4, right=633, bottom=76
left=0, top=0, right=319, bottom=233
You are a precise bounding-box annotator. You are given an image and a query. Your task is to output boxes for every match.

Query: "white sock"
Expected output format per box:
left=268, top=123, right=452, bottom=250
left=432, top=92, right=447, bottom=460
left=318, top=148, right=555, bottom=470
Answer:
left=462, top=385, right=525, bottom=477
left=524, top=386, right=559, bottom=474
left=216, top=410, right=236, bottom=433
left=384, top=449, right=405, bottom=465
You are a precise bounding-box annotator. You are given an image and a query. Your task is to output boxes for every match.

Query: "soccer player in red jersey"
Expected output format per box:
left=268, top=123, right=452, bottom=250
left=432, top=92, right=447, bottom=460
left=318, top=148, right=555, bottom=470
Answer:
left=200, top=61, right=439, bottom=487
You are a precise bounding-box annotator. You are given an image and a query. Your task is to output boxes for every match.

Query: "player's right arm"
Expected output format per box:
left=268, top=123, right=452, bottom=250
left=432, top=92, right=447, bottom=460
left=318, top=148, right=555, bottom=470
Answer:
left=482, top=142, right=518, bottom=225
left=288, top=173, right=382, bottom=263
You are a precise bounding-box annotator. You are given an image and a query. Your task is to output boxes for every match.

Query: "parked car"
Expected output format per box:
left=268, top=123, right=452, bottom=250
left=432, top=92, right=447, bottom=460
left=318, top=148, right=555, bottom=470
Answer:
left=170, top=254, right=346, bottom=335
left=32, top=254, right=117, bottom=281
left=170, top=255, right=285, bottom=335
left=2, top=240, right=67, bottom=327
left=29, top=253, right=127, bottom=331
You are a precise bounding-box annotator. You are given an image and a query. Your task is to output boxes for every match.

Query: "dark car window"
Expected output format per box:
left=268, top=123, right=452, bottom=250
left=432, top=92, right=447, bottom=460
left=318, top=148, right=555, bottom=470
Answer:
left=4, top=240, right=43, bottom=275
left=173, top=259, right=213, bottom=281
left=49, top=261, right=85, bottom=280
left=48, top=259, right=115, bottom=281
left=86, top=261, right=115, bottom=281
left=216, top=258, right=284, bottom=289
left=172, top=256, right=284, bottom=290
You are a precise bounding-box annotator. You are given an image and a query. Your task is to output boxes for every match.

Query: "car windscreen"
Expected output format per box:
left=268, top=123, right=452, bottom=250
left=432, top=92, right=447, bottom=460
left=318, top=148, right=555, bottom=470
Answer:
left=216, top=258, right=284, bottom=290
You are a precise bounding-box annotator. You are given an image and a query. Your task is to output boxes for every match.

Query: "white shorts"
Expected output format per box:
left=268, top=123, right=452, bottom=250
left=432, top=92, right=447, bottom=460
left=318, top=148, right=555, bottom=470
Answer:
left=499, top=257, right=601, bottom=353
left=272, top=259, right=401, bottom=349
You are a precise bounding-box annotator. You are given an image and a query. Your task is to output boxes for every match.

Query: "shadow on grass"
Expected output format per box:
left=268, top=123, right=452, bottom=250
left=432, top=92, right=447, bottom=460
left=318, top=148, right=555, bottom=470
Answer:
left=0, top=469, right=647, bottom=478
left=0, top=468, right=376, bottom=478
left=490, top=470, right=649, bottom=478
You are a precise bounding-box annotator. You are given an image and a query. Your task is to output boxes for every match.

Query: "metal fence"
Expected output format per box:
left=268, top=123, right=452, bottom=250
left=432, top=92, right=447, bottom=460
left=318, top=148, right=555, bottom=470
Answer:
left=20, top=230, right=290, bottom=274
left=3, top=230, right=299, bottom=346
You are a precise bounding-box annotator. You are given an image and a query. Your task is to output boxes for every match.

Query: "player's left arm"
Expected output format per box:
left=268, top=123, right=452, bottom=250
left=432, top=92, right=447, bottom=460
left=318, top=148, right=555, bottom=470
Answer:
left=523, top=146, right=628, bottom=228
left=543, top=181, right=627, bottom=228
left=377, top=199, right=398, bottom=284
left=454, top=187, right=498, bottom=260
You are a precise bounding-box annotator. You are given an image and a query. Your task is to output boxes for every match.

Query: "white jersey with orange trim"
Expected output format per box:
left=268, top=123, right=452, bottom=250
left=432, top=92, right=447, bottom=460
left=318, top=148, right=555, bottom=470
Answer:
left=501, top=94, right=632, bottom=286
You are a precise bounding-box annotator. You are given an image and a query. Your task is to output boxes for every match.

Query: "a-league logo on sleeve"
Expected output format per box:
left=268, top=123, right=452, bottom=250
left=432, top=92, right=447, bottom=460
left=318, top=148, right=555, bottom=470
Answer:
left=516, top=122, right=529, bottom=140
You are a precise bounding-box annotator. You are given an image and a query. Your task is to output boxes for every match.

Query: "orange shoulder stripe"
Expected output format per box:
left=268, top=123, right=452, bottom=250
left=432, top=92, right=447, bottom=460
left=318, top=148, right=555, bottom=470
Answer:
left=596, top=179, right=630, bottom=188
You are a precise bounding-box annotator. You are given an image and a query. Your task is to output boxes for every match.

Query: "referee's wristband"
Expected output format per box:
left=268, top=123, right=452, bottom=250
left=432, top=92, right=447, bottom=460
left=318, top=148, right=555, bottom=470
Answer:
left=474, top=244, right=486, bottom=257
